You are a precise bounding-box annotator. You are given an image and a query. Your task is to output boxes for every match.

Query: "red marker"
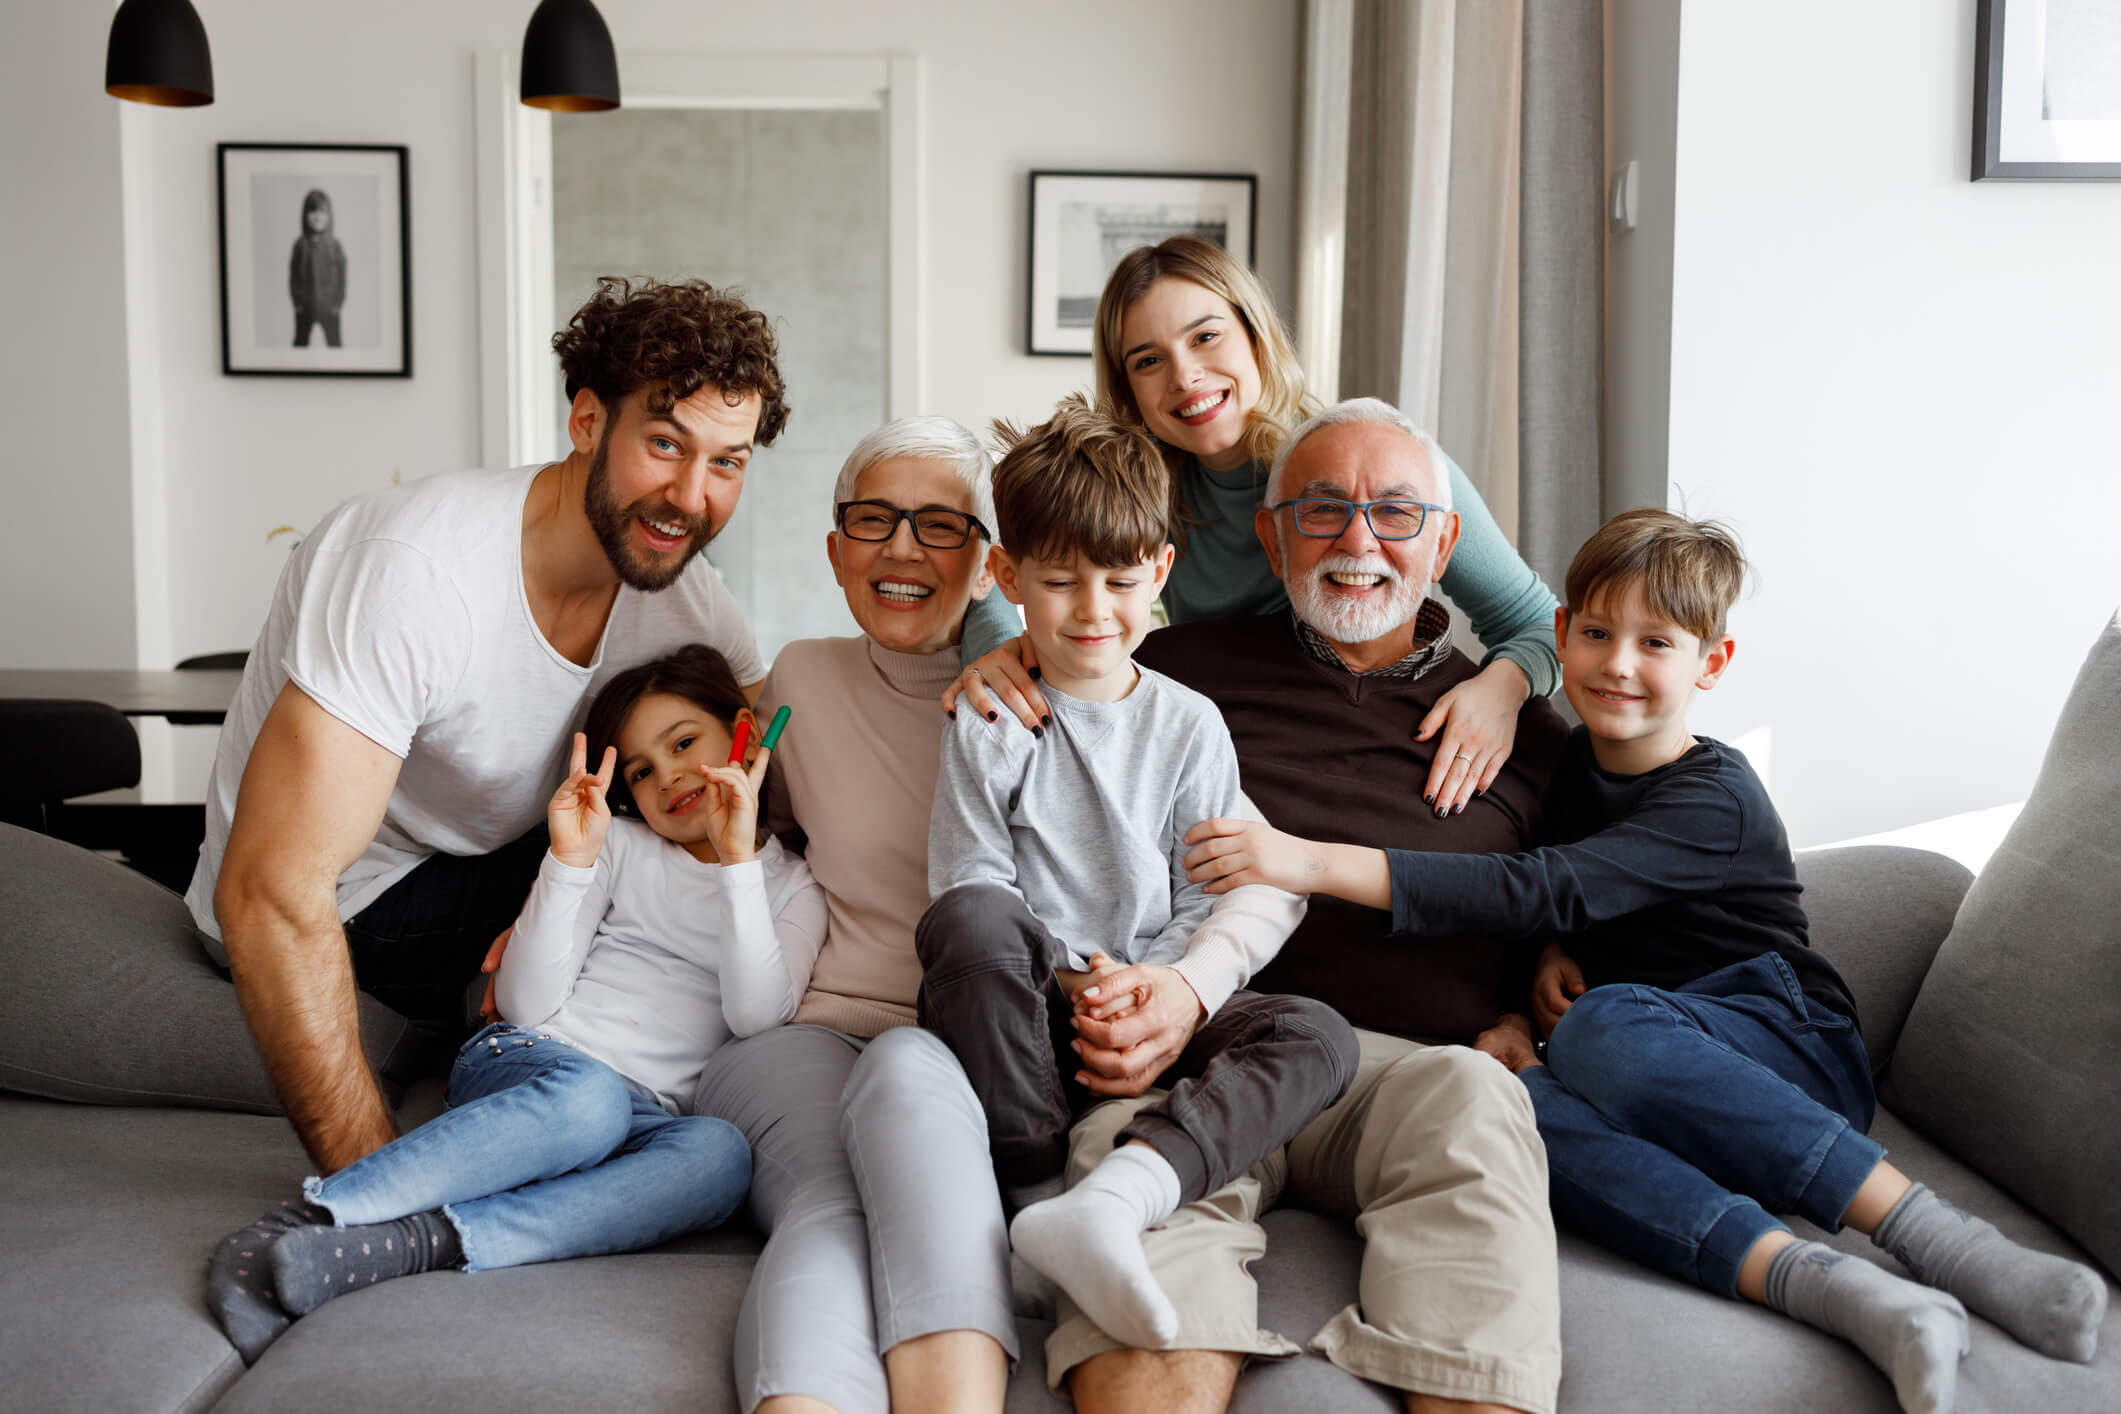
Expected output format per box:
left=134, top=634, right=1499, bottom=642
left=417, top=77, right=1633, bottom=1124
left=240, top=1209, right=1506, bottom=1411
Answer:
left=726, top=720, right=752, bottom=765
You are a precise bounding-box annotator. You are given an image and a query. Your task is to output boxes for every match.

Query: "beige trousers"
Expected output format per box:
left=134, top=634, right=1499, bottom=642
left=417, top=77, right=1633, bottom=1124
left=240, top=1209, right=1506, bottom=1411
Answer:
left=1045, top=1030, right=1562, bottom=1414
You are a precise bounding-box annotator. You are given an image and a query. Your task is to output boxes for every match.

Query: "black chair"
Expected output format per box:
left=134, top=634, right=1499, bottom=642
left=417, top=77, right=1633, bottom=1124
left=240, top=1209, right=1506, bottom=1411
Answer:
left=0, top=699, right=142, bottom=835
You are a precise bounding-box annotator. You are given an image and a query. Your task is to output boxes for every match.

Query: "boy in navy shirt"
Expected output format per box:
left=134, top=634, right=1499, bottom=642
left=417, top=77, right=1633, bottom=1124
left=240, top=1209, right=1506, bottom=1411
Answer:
left=1186, top=508, right=2104, bottom=1412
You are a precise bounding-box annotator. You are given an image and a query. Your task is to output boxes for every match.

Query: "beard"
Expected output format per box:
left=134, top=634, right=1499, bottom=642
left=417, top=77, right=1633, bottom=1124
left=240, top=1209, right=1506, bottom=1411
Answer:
left=1284, top=550, right=1427, bottom=646
left=584, top=429, right=717, bottom=592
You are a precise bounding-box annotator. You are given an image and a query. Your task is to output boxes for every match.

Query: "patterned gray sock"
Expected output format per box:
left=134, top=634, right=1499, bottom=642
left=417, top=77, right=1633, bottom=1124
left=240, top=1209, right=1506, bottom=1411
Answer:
left=1874, top=1183, right=2107, bottom=1363
left=206, top=1199, right=331, bottom=1364
left=270, top=1210, right=463, bottom=1316
left=1763, top=1239, right=1967, bottom=1414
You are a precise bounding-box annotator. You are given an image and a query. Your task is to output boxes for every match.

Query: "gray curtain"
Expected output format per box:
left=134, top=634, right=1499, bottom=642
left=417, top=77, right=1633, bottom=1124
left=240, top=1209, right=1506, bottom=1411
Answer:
left=1323, top=0, right=1602, bottom=586
left=1519, top=0, right=1606, bottom=589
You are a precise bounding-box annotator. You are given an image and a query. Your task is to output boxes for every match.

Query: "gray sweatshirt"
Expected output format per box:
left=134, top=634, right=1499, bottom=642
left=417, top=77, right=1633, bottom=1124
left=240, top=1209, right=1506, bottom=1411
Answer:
left=929, top=665, right=1304, bottom=1014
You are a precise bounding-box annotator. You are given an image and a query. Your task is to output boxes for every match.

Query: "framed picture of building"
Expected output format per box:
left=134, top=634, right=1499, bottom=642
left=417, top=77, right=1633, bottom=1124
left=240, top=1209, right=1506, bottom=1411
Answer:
left=1974, top=0, right=2121, bottom=180
left=1026, top=170, right=1257, bottom=356
left=217, top=143, right=412, bottom=375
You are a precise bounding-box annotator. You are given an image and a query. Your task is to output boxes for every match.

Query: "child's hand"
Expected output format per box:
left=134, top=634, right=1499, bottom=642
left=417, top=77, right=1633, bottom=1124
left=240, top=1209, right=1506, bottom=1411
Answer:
left=1473, top=1014, right=1542, bottom=1073
left=1182, top=818, right=1322, bottom=895
left=1531, top=940, right=1586, bottom=1037
left=1065, top=951, right=1142, bottom=1020
left=479, top=925, right=514, bottom=1023
left=548, top=732, right=616, bottom=869
left=703, top=745, right=772, bottom=865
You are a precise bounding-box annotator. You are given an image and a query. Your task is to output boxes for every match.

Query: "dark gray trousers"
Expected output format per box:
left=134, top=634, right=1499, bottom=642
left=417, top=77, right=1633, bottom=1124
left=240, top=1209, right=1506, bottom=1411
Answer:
left=915, top=881, right=1359, bottom=1203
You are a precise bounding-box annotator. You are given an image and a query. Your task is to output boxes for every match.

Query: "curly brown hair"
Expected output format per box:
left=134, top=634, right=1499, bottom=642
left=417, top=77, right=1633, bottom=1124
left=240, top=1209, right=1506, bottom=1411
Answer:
left=552, top=277, right=791, bottom=445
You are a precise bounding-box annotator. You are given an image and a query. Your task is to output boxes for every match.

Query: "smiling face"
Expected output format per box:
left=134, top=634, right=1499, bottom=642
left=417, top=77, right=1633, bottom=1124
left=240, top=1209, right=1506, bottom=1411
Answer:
left=1557, top=582, right=1734, bottom=774
left=1116, top=277, right=1264, bottom=473
left=827, top=456, right=994, bottom=654
left=1258, top=421, right=1459, bottom=661
left=991, top=545, right=1173, bottom=702
left=577, top=384, right=763, bottom=591
left=614, top=691, right=754, bottom=857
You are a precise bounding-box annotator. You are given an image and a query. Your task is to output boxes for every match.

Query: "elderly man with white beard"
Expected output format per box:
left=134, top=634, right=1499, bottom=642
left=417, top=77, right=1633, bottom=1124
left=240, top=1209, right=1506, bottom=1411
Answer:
left=1050, top=399, right=1575, bottom=1414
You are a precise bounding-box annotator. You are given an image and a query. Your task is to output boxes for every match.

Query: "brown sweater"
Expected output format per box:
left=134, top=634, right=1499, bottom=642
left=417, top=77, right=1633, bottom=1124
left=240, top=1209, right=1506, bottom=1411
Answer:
left=1136, top=612, right=1570, bottom=1044
left=758, top=635, right=964, bottom=1038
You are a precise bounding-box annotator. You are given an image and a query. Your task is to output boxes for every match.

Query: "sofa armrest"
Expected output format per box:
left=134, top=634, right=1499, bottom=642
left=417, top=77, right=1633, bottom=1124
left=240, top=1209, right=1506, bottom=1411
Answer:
left=1795, top=845, right=1971, bottom=1071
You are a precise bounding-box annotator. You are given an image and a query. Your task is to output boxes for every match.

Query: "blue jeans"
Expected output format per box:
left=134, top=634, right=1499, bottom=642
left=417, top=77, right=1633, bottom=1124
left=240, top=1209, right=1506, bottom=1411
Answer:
left=1521, top=953, right=1885, bottom=1299
left=305, top=1023, right=751, bottom=1272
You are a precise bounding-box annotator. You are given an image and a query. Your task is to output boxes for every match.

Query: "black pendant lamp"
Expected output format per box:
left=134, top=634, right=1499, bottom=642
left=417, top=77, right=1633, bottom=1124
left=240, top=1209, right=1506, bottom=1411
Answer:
left=105, top=0, right=215, bottom=107
left=519, top=0, right=621, bottom=113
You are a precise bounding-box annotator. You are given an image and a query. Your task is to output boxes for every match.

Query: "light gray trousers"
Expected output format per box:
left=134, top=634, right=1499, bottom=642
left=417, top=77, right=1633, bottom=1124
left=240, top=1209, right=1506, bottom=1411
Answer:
left=692, top=1023, right=1018, bottom=1414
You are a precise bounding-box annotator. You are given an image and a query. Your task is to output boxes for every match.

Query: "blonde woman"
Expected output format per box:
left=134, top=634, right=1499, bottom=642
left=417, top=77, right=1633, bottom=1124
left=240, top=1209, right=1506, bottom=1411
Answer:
left=948, top=236, right=1559, bottom=816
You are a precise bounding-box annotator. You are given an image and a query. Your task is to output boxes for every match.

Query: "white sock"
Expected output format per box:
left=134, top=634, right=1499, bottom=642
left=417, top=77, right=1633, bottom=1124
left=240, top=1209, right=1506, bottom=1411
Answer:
left=1009, top=1144, right=1183, bottom=1349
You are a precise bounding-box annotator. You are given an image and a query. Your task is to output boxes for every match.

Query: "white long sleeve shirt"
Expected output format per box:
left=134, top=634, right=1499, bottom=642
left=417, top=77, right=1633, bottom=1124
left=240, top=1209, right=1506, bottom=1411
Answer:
left=495, top=821, right=826, bottom=1113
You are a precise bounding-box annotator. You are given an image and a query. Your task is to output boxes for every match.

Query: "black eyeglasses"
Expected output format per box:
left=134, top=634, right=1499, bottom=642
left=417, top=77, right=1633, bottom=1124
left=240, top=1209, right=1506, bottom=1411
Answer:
left=1267, top=497, right=1447, bottom=541
left=834, top=501, right=991, bottom=550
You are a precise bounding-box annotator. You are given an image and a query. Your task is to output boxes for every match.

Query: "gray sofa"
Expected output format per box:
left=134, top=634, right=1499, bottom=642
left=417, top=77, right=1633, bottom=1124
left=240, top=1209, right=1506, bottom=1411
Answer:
left=1, top=828, right=2112, bottom=1414
left=8, top=611, right=2121, bottom=1412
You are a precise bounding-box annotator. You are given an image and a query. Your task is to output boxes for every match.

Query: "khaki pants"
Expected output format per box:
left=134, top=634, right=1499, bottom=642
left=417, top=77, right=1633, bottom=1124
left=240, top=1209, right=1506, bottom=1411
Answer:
left=1046, top=1030, right=1562, bottom=1414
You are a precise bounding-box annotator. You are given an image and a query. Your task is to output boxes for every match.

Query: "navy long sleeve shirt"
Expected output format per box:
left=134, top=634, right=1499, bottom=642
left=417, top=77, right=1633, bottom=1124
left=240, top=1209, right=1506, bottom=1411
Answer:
left=1386, top=728, right=1857, bottom=1022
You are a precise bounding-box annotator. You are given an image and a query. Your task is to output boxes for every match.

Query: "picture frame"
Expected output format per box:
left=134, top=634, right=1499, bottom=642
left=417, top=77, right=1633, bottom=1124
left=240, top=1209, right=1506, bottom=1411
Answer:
left=217, top=143, right=412, bottom=375
left=1026, top=170, right=1258, bottom=356
left=1973, top=0, right=2121, bottom=181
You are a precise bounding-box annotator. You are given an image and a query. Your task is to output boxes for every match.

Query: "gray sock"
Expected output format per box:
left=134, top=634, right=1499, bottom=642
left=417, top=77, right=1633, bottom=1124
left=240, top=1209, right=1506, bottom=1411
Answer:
left=270, top=1209, right=462, bottom=1316
left=1763, top=1239, right=1967, bottom=1414
left=1874, top=1183, right=2107, bottom=1363
left=206, top=1199, right=332, bottom=1365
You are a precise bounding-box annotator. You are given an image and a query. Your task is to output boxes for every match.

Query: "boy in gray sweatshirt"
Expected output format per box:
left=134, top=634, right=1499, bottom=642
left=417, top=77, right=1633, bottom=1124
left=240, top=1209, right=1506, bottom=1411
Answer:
left=916, top=395, right=1358, bottom=1351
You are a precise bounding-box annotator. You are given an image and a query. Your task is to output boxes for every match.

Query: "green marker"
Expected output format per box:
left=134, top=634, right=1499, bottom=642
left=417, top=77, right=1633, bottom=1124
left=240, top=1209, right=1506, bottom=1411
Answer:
left=759, top=704, right=793, bottom=753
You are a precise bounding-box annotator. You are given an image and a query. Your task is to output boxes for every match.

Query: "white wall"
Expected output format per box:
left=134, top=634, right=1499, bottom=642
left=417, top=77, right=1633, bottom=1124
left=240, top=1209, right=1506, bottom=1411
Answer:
left=1660, top=0, right=2121, bottom=846
left=90, top=0, right=1301, bottom=678
left=0, top=0, right=138, bottom=668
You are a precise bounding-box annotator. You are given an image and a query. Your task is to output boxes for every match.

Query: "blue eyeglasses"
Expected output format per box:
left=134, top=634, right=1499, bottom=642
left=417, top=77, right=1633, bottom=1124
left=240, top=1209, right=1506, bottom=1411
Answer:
left=1267, top=497, right=1447, bottom=541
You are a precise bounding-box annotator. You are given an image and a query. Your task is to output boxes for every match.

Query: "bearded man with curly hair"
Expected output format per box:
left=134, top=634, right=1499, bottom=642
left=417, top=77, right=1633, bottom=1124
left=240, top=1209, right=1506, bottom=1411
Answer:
left=189, top=279, right=790, bottom=1175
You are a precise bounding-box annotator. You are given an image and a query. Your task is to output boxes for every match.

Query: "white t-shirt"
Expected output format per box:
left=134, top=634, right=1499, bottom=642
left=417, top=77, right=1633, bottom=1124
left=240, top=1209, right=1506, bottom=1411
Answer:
left=186, top=465, right=765, bottom=951
left=497, top=824, right=826, bottom=1114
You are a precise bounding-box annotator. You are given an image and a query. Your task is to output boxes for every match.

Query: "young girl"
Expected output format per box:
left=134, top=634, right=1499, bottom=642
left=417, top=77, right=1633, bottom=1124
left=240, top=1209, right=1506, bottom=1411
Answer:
left=950, top=234, right=1558, bottom=817
left=208, top=644, right=825, bottom=1362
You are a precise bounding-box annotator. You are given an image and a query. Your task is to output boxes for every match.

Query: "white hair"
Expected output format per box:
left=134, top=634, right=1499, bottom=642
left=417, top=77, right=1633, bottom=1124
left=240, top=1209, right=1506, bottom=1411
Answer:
left=1265, top=397, right=1454, bottom=511
left=832, top=416, right=996, bottom=533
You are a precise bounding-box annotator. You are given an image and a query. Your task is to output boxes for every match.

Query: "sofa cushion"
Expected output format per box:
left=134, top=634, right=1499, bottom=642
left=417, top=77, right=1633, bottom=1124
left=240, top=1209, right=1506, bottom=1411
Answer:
left=1794, top=845, right=1971, bottom=1070
left=1881, top=610, right=2121, bottom=1274
left=0, top=823, right=414, bottom=1113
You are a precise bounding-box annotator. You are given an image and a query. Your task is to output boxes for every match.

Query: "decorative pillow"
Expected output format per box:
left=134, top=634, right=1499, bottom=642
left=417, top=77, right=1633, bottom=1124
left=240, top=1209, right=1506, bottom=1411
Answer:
left=1881, top=610, right=2121, bottom=1274
left=0, top=824, right=413, bottom=1113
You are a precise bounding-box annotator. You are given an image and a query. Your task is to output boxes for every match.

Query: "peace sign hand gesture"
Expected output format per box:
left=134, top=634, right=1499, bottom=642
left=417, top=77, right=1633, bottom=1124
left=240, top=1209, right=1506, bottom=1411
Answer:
left=701, top=744, right=771, bottom=865
left=549, top=731, right=617, bottom=869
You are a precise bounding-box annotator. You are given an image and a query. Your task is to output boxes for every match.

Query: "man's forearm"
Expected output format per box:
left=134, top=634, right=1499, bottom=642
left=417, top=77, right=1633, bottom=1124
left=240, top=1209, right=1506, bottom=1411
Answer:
left=223, top=904, right=396, bottom=1173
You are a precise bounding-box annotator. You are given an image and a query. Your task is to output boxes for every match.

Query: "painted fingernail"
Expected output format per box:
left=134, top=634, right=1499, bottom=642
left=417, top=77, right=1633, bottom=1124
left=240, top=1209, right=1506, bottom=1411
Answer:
left=947, top=709, right=956, bottom=719
left=1436, top=806, right=1448, bottom=818
left=1424, top=794, right=1435, bottom=806
left=1453, top=802, right=1464, bottom=815
left=1041, top=714, right=1052, bottom=726
left=1032, top=725, right=1045, bottom=739
left=1029, top=667, right=1042, bottom=680
left=986, top=710, right=997, bottom=722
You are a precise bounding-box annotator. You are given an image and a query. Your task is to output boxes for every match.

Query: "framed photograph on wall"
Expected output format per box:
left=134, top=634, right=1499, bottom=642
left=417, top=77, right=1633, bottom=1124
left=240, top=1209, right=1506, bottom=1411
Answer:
left=1974, top=0, right=2121, bottom=180
left=1026, top=170, right=1257, bottom=356
left=218, top=143, right=412, bottom=375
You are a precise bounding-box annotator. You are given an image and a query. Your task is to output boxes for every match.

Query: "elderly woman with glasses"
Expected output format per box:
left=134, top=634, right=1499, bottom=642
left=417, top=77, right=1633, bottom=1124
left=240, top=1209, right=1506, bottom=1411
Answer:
left=688, top=417, right=1020, bottom=1414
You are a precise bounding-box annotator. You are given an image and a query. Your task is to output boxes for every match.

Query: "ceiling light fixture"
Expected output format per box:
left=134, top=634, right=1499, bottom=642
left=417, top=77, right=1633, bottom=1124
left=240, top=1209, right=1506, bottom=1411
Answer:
left=519, top=0, right=621, bottom=113
left=105, top=0, right=215, bottom=107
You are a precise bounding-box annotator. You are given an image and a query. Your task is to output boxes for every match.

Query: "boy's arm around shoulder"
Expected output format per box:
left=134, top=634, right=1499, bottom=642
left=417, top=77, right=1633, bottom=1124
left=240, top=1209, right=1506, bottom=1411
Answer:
left=1388, top=760, right=1748, bottom=939
left=927, top=705, right=1032, bottom=903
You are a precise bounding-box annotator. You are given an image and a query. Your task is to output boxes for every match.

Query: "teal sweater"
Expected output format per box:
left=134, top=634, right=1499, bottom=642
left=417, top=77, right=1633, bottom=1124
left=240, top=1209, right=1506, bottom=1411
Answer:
left=962, top=449, right=1560, bottom=696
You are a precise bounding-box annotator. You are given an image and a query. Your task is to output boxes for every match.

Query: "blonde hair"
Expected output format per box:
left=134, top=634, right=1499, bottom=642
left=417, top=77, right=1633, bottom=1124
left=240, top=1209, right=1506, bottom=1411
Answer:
left=1564, top=508, right=1748, bottom=642
left=990, top=394, right=1170, bottom=568
left=1092, top=236, right=1319, bottom=479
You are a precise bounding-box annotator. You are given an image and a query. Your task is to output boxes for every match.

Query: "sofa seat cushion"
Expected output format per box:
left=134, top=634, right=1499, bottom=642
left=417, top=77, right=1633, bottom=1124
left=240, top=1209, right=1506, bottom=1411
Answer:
left=1192, top=1108, right=2120, bottom=1413
left=0, top=823, right=414, bottom=1112
left=1882, top=609, right=2121, bottom=1272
